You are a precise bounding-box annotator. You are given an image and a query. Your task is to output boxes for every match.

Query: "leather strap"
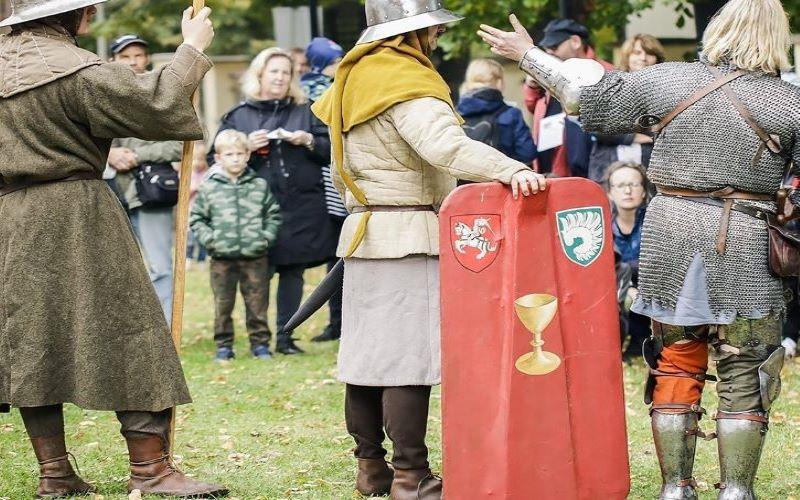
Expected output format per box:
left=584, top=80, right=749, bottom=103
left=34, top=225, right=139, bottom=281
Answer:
left=656, top=185, right=774, bottom=254
left=651, top=403, right=706, bottom=415
left=648, top=367, right=716, bottom=382
left=651, top=70, right=746, bottom=134
left=656, top=185, right=773, bottom=201
left=707, top=65, right=783, bottom=167
left=351, top=205, right=435, bottom=213
left=714, top=411, right=769, bottom=424
left=0, top=171, right=101, bottom=198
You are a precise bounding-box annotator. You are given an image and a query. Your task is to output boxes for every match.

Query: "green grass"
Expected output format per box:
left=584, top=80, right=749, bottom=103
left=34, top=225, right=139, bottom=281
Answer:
left=1, top=265, right=799, bottom=499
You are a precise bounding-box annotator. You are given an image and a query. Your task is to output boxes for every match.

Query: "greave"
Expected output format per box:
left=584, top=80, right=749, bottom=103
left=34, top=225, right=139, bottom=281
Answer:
left=652, top=411, right=699, bottom=500
left=716, top=414, right=767, bottom=500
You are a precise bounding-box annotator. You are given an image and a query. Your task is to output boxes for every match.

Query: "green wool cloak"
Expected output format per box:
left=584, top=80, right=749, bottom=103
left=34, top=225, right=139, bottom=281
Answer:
left=0, top=23, right=212, bottom=412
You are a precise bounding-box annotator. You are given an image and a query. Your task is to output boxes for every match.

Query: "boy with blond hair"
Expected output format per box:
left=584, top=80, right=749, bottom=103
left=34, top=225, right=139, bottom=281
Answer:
left=190, top=130, right=282, bottom=361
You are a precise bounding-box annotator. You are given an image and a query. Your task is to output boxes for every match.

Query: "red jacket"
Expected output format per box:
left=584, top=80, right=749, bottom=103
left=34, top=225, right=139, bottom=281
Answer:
left=523, top=47, right=614, bottom=177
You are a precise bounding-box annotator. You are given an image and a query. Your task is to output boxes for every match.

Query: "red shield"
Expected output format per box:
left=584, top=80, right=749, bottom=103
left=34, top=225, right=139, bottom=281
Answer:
left=449, top=214, right=502, bottom=273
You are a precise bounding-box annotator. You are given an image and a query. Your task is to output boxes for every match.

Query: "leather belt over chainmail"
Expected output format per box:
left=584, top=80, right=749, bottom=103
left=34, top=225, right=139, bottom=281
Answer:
left=351, top=205, right=435, bottom=214
left=0, top=171, right=101, bottom=198
left=656, top=185, right=774, bottom=254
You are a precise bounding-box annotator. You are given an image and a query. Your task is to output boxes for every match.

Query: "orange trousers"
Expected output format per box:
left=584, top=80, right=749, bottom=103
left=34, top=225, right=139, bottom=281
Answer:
left=652, top=341, right=709, bottom=407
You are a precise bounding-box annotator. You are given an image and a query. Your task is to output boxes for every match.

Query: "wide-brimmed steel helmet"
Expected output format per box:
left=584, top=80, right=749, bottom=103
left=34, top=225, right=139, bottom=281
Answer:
left=0, top=0, right=108, bottom=28
left=356, top=0, right=463, bottom=45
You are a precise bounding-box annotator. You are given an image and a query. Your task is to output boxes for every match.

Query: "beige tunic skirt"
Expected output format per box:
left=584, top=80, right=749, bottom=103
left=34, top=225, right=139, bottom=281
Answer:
left=338, top=256, right=441, bottom=386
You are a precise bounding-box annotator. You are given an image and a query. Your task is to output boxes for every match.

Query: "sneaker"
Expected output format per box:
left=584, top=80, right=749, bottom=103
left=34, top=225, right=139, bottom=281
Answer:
left=215, top=346, right=235, bottom=362
left=251, top=345, right=273, bottom=360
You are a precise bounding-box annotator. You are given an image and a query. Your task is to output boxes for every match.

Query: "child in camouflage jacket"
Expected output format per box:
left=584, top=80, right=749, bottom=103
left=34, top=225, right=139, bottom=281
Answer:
left=190, top=130, right=282, bottom=361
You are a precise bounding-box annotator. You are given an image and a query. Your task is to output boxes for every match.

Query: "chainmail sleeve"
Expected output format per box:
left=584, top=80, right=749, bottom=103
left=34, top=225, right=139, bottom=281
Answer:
left=579, top=62, right=692, bottom=137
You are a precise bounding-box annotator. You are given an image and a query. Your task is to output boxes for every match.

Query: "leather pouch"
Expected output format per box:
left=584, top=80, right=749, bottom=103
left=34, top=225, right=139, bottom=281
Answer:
left=768, top=222, right=800, bottom=277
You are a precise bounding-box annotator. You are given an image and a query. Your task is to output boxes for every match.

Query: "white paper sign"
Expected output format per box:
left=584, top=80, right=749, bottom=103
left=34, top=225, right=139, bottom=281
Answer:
left=537, top=112, right=566, bottom=152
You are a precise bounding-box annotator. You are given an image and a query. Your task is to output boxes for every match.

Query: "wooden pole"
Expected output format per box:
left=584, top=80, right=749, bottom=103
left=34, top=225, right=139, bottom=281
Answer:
left=169, top=0, right=206, bottom=452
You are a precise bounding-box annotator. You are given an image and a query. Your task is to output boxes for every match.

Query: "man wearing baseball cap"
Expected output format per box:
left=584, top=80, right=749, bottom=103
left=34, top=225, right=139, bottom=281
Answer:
left=523, top=19, right=613, bottom=177
left=106, top=33, right=184, bottom=324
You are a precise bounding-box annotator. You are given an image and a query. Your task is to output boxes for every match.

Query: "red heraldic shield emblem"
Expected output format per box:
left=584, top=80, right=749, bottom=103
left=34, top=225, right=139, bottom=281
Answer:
left=450, top=214, right=502, bottom=273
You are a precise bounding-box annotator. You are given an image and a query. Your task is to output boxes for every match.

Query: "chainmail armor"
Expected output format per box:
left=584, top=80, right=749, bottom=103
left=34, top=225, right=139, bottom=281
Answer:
left=580, top=60, right=800, bottom=315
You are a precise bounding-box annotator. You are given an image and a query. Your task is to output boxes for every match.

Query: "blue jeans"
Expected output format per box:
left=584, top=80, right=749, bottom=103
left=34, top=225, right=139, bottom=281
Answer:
left=130, top=207, right=174, bottom=323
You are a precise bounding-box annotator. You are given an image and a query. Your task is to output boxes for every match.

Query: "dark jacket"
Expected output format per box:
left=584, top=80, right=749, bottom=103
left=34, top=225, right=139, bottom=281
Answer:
left=612, top=206, right=646, bottom=285
left=209, top=97, right=337, bottom=266
left=588, top=134, right=654, bottom=183
left=456, top=88, right=537, bottom=165
left=190, top=169, right=282, bottom=260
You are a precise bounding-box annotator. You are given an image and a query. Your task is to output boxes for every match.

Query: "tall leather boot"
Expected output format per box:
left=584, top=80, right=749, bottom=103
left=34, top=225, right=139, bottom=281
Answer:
left=29, top=435, right=95, bottom=498
left=383, top=386, right=441, bottom=500
left=345, top=385, right=393, bottom=496
left=120, top=409, right=227, bottom=498
left=125, top=433, right=229, bottom=497
left=716, top=413, right=768, bottom=500
left=20, top=405, right=94, bottom=498
left=652, top=410, right=700, bottom=500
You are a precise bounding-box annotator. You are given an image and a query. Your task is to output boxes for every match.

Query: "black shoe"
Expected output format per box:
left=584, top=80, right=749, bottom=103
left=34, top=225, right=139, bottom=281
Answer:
left=311, top=324, right=341, bottom=342
left=276, top=337, right=305, bottom=355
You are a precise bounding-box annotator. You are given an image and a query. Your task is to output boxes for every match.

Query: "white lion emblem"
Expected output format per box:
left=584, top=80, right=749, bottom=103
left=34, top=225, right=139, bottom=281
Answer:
left=454, top=218, right=498, bottom=260
left=557, top=208, right=605, bottom=266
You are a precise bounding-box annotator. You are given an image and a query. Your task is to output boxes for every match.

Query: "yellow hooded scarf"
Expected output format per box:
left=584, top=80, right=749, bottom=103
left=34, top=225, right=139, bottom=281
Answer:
left=312, top=32, right=461, bottom=256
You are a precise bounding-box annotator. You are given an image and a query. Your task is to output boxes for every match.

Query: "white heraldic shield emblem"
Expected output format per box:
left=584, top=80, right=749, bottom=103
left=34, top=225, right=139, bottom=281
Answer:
left=555, top=207, right=605, bottom=267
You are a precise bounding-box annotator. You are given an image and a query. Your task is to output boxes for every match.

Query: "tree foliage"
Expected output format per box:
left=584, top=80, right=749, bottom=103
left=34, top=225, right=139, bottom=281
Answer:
left=90, top=0, right=800, bottom=58
left=94, top=0, right=314, bottom=56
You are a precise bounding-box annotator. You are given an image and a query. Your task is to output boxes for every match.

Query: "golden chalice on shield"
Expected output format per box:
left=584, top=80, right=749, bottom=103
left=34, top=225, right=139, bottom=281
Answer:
left=514, top=294, right=561, bottom=375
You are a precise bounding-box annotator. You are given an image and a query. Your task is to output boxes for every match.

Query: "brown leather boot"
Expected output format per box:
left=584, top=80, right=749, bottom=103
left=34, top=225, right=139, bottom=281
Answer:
left=390, top=468, right=442, bottom=500
left=125, top=434, right=229, bottom=498
left=356, top=458, right=393, bottom=496
left=30, top=435, right=95, bottom=498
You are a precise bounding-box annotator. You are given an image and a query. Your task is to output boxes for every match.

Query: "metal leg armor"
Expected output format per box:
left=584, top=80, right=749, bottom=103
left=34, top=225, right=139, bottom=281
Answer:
left=715, top=412, right=767, bottom=500
left=652, top=410, right=700, bottom=500
left=645, top=323, right=713, bottom=500
left=712, top=317, right=785, bottom=500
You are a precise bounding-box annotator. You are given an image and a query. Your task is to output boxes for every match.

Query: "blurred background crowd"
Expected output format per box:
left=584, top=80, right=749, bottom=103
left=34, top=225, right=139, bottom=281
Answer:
left=4, top=0, right=800, bottom=364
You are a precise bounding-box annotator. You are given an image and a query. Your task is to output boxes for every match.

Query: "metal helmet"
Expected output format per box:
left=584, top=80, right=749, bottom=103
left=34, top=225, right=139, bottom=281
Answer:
left=0, top=0, right=108, bottom=28
left=356, top=0, right=463, bottom=45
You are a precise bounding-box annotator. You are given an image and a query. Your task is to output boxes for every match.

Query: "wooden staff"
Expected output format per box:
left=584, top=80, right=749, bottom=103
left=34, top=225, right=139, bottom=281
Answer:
left=170, top=0, right=206, bottom=450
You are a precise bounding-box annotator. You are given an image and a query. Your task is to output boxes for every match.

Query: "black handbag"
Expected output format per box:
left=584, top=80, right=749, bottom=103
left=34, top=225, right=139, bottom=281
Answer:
left=133, top=162, right=179, bottom=208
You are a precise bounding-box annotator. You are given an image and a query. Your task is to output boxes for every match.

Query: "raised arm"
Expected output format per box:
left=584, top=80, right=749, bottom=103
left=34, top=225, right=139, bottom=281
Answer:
left=69, top=7, right=215, bottom=142
left=478, top=14, right=671, bottom=136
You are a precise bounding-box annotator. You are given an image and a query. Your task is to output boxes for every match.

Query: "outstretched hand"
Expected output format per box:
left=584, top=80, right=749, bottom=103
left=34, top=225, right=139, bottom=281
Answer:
left=477, top=14, right=534, bottom=62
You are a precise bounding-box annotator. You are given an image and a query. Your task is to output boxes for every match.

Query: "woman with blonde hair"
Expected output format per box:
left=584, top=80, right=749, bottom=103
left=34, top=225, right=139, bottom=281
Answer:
left=209, top=47, right=337, bottom=358
left=456, top=58, right=537, bottom=166
left=481, top=0, right=795, bottom=497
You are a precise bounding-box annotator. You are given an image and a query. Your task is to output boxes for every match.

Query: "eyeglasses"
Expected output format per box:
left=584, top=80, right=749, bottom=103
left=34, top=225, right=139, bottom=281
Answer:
left=610, top=182, right=644, bottom=191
